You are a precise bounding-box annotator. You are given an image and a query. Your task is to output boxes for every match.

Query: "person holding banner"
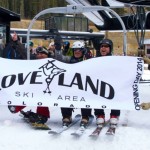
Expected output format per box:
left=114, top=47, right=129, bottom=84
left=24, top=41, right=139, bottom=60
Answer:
left=94, top=38, right=120, bottom=128
left=7, top=46, right=50, bottom=126
left=55, top=40, right=92, bottom=127
left=47, top=41, right=55, bottom=58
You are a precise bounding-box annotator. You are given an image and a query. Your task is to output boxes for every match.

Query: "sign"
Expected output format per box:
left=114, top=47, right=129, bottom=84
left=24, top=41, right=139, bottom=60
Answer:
left=0, top=56, right=143, bottom=110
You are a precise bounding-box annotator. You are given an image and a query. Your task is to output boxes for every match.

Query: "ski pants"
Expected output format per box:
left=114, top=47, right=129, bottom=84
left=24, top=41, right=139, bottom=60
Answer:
left=94, top=109, right=120, bottom=117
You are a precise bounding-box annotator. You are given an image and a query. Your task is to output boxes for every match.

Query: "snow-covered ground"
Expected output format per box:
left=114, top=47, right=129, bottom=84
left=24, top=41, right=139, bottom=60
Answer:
left=1, top=69, right=150, bottom=150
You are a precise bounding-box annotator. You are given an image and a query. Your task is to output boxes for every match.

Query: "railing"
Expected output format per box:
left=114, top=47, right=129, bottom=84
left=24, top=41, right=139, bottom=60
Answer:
left=26, top=5, right=127, bottom=59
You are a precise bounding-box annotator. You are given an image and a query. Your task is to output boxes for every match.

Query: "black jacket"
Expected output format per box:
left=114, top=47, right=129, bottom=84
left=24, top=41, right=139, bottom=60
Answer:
left=3, top=40, right=27, bottom=60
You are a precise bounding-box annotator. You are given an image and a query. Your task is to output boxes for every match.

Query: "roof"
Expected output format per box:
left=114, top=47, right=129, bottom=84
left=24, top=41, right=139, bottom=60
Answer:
left=0, top=6, right=20, bottom=22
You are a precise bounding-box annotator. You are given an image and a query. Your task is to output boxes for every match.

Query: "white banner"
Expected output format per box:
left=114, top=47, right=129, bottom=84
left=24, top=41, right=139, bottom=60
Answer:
left=0, top=56, right=143, bottom=110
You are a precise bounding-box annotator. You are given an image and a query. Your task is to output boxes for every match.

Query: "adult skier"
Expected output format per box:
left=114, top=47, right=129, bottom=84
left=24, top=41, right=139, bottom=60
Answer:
left=55, top=40, right=92, bottom=127
left=94, top=39, right=120, bottom=128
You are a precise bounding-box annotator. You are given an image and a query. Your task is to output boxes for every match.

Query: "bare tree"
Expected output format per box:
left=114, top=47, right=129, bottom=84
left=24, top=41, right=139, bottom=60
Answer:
left=20, top=0, right=24, bottom=18
left=0, top=0, right=67, bottom=19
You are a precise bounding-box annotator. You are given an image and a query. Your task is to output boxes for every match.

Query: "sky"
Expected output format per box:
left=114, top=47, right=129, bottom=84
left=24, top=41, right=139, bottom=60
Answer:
left=0, top=68, right=150, bottom=150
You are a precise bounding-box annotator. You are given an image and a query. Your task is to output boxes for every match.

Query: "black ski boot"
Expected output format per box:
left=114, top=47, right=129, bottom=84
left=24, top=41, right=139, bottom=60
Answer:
left=28, top=113, right=47, bottom=124
left=20, top=110, right=36, bottom=121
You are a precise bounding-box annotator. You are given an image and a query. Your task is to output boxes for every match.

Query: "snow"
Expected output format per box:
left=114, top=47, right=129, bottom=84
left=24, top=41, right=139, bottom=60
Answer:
left=1, top=69, right=150, bottom=150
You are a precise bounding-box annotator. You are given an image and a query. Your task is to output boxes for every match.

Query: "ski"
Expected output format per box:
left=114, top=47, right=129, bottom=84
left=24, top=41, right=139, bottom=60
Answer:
left=106, top=127, right=116, bottom=135
left=48, top=126, right=68, bottom=134
left=89, top=119, right=110, bottom=137
left=21, top=117, right=51, bottom=130
left=30, top=122, right=51, bottom=130
left=89, top=126, right=103, bottom=137
left=71, top=115, right=94, bottom=137
left=48, top=114, right=81, bottom=135
left=19, top=112, right=51, bottom=130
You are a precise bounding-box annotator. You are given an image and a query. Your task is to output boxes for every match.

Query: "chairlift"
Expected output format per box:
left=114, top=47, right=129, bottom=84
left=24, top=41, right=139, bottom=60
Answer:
left=26, top=5, right=127, bottom=60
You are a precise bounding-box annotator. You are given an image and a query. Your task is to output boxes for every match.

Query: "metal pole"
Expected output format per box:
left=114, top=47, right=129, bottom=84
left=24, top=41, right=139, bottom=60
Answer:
left=27, top=5, right=127, bottom=59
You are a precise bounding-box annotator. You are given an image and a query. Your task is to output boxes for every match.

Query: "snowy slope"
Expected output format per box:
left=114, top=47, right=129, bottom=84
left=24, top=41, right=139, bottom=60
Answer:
left=1, top=70, right=150, bottom=150
left=1, top=104, right=150, bottom=150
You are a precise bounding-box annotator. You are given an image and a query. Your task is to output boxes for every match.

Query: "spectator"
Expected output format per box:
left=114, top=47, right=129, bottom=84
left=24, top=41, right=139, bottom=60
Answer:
left=55, top=40, right=92, bottom=127
left=2, top=32, right=26, bottom=59
left=47, top=41, right=55, bottom=57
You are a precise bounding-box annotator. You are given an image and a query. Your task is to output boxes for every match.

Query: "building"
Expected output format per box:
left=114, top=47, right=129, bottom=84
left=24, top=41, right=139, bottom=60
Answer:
left=0, top=6, right=20, bottom=57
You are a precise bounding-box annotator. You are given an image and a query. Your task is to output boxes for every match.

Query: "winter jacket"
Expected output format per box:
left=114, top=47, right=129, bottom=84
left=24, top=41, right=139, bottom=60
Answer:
left=3, top=40, right=27, bottom=60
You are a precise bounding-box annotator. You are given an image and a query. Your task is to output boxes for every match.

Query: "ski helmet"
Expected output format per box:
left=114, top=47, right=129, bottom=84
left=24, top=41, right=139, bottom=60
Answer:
left=100, top=39, right=113, bottom=51
left=97, top=39, right=113, bottom=56
left=72, top=41, right=86, bottom=55
left=72, top=41, right=85, bottom=49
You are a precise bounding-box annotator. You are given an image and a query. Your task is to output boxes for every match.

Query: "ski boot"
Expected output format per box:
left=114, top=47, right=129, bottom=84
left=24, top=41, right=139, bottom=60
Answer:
left=20, top=110, right=36, bottom=122
left=96, top=115, right=105, bottom=128
left=62, top=116, right=72, bottom=127
left=110, top=115, right=118, bottom=128
left=80, top=116, right=89, bottom=128
left=29, top=113, right=49, bottom=129
left=28, top=113, right=48, bottom=124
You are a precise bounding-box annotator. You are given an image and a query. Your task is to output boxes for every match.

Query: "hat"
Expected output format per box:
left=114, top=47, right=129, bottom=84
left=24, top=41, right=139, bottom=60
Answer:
left=36, top=46, right=49, bottom=55
left=49, top=42, right=54, bottom=47
left=96, top=39, right=113, bottom=57
left=99, top=39, right=113, bottom=52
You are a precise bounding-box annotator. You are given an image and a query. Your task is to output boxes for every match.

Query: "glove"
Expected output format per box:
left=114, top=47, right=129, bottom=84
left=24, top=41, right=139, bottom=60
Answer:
left=63, top=44, right=69, bottom=55
left=54, top=35, right=62, bottom=50
left=64, top=41, right=70, bottom=50
left=143, top=56, right=150, bottom=64
left=140, top=102, right=150, bottom=110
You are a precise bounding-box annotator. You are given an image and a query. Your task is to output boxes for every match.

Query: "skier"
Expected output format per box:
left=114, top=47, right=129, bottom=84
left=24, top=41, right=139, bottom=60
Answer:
left=8, top=46, right=50, bottom=126
left=94, top=38, right=120, bottom=128
left=55, top=40, right=92, bottom=127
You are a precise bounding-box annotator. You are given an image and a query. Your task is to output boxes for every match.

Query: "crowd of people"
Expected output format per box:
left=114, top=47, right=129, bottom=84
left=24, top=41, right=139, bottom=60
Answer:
left=2, top=31, right=148, bottom=129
